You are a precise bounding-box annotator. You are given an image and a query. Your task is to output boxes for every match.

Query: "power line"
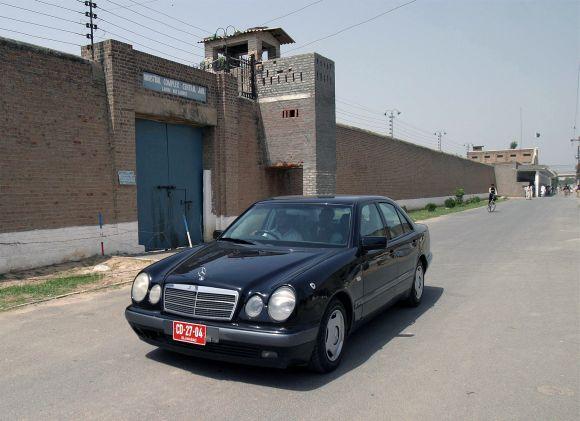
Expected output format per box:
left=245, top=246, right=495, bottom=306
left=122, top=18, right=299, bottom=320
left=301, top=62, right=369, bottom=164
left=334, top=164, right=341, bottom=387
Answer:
left=336, top=107, right=386, bottom=124
left=0, top=2, right=83, bottom=24
left=96, top=28, right=194, bottom=63
left=337, top=98, right=467, bottom=151
left=0, top=15, right=84, bottom=35
left=121, top=0, right=209, bottom=34
left=0, top=27, right=81, bottom=46
left=99, top=0, right=206, bottom=39
left=97, top=16, right=197, bottom=56
left=337, top=98, right=382, bottom=115
left=336, top=113, right=442, bottom=150
left=31, top=0, right=84, bottom=15
left=97, top=3, right=204, bottom=50
left=286, top=0, right=419, bottom=52
left=261, top=0, right=323, bottom=25
left=110, top=0, right=161, bottom=11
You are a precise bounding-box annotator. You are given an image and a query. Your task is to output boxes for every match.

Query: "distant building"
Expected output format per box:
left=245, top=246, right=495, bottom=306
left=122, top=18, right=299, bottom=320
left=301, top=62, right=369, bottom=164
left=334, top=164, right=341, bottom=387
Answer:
left=467, top=147, right=538, bottom=165
left=469, top=146, right=555, bottom=197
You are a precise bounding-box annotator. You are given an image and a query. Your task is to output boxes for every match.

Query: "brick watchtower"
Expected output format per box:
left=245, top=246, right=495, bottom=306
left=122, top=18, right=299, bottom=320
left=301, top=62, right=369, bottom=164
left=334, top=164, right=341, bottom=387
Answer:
left=202, top=27, right=336, bottom=195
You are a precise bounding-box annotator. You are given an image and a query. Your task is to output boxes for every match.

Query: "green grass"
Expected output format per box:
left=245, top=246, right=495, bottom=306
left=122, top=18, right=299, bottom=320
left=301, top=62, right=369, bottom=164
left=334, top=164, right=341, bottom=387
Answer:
left=408, top=198, right=505, bottom=222
left=0, top=273, right=101, bottom=311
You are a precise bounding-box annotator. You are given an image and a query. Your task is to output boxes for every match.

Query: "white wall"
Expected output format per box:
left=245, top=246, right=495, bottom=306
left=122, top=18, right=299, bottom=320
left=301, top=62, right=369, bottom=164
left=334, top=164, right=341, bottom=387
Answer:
left=1, top=187, right=489, bottom=273
left=0, top=222, right=144, bottom=274
left=397, top=193, right=489, bottom=210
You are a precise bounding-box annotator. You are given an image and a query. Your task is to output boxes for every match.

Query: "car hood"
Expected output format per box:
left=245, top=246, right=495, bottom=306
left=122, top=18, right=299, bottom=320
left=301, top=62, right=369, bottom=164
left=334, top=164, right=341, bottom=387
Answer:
left=163, top=241, right=341, bottom=292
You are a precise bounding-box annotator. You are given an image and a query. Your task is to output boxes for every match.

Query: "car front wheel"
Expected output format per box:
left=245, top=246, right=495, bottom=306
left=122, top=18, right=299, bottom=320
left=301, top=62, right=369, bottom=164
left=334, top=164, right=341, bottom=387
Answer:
left=309, top=299, right=347, bottom=373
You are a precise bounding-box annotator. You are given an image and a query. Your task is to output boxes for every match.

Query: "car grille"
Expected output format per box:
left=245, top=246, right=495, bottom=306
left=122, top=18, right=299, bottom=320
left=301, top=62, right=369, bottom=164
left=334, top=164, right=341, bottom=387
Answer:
left=163, top=284, right=239, bottom=321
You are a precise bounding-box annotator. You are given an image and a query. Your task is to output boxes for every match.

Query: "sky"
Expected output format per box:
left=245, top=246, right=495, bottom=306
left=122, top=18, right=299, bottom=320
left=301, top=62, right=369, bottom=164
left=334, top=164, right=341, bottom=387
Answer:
left=1, top=0, right=578, bottom=168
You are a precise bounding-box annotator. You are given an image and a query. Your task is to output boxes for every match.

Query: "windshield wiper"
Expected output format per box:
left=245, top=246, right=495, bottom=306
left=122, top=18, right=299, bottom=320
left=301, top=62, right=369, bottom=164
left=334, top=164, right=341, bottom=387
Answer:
left=218, top=237, right=256, bottom=245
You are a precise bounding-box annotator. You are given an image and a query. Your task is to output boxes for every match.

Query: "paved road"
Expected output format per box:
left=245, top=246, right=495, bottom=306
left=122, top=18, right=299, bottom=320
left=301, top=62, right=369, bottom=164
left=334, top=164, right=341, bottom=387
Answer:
left=1, top=197, right=578, bottom=420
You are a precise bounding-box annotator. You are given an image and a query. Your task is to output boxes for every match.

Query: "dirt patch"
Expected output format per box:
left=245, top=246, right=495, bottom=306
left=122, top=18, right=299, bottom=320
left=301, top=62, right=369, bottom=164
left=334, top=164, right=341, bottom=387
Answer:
left=0, top=252, right=178, bottom=311
left=0, top=253, right=174, bottom=290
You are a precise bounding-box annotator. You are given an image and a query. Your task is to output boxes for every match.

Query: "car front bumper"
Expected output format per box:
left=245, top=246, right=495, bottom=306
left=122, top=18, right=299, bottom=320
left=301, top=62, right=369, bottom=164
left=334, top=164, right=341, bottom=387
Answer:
left=125, top=306, right=319, bottom=368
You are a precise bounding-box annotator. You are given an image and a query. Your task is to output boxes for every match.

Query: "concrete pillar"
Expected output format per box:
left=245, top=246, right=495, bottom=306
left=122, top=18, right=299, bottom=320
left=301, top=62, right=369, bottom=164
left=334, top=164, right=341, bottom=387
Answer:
left=535, top=171, right=540, bottom=197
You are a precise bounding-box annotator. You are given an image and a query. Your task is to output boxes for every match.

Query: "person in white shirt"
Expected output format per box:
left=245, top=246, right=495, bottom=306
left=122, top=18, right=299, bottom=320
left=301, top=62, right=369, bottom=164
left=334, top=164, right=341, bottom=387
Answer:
left=271, top=212, right=303, bottom=242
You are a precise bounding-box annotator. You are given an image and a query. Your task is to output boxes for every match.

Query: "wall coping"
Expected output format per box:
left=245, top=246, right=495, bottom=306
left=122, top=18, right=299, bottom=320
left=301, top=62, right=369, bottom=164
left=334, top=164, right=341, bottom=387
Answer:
left=337, top=123, right=492, bottom=167
left=0, top=36, right=89, bottom=64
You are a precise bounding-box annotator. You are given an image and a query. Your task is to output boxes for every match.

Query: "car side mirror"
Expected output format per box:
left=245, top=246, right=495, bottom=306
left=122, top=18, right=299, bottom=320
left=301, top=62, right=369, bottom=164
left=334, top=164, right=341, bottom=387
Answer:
left=361, top=236, right=387, bottom=251
left=213, top=230, right=223, bottom=240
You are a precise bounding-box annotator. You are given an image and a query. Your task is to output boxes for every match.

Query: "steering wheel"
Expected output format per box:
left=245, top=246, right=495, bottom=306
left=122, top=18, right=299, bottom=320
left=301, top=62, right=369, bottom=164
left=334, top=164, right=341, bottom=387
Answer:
left=254, top=230, right=281, bottom=240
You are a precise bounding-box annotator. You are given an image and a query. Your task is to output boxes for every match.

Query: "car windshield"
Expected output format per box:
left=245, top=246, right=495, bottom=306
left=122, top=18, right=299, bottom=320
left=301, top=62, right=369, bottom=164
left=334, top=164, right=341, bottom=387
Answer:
left=221, top=203, right=353, bottom=247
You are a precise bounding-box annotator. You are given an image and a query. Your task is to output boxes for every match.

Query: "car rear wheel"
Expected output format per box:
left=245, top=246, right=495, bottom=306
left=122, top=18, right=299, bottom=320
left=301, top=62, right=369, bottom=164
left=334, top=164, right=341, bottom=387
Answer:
left=407, top=262, right=424, bottom=307
left=309, top=299, right=347, bottom=373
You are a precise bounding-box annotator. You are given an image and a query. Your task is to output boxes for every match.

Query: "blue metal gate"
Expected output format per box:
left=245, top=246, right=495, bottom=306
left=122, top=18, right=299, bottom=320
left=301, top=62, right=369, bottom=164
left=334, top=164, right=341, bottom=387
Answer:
left=135, top=119, right=203, bottom=251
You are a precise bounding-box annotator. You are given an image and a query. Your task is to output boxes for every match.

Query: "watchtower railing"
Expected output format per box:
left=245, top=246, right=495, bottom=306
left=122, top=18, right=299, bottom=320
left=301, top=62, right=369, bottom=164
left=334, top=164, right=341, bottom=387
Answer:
left=201, top=55, right=257, bottom=100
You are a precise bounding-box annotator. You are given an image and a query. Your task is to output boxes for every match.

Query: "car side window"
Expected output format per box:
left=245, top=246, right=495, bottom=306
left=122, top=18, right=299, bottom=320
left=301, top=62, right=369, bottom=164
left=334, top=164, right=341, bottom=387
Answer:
left=396, top=209, right=413, bottom=233
left=378, top=203, right=405, bottom=239
left=359, top=204, right=386, bottom=237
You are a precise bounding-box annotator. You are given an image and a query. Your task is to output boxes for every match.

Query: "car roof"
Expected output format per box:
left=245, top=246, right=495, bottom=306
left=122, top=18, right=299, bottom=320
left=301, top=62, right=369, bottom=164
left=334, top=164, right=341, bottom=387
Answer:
left=258, top=195, right=393, bottom=205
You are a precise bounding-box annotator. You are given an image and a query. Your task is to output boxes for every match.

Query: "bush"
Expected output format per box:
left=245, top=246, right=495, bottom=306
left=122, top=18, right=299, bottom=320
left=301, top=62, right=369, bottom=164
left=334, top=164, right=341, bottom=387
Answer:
left=425, top=203, right=437, bottom=212
left=454, top=187, right=465, bottom=204
left=472, top=196, right=481, bottom=203
left=444, top=198, right=456, bottom=208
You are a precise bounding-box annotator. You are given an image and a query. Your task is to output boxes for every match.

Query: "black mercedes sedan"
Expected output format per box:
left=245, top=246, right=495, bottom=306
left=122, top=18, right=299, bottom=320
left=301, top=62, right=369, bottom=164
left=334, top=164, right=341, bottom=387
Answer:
left=125, top=195, right=432, bottom=373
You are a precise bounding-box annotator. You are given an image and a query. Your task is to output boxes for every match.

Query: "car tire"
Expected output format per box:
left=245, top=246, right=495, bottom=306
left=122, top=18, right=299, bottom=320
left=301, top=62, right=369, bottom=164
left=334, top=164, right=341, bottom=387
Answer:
left=407, top=262, right=425, bottom=307
left=309, top=299, right=347, bottom=373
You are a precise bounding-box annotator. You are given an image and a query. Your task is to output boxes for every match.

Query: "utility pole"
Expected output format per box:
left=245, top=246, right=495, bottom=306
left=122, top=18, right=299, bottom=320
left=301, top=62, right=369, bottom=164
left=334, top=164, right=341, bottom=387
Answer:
left=520, top=107, right=523, bottom=148
left=463, top=143, right=473, bottom=156
left=84, top=1, right=98, bottom=60
left=384, top=109, right=401, bottom=138
left=571, top=136, right=580, bottom=182
left=434, top=130, right=447, bottom=151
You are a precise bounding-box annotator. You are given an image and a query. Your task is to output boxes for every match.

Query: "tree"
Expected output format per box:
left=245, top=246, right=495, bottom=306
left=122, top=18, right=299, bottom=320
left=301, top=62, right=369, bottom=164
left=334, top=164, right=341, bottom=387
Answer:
left=509, top=141, right=518, bottom=149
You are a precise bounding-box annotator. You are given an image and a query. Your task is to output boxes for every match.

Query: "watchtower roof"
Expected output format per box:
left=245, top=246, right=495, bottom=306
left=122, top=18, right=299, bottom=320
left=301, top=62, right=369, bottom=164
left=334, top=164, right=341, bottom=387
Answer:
left=200, top=27, right=295, bottom=45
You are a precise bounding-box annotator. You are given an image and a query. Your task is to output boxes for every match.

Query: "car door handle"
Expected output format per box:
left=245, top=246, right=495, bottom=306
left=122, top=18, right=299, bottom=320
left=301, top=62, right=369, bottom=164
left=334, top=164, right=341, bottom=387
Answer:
left=388, top=249, right=396, bottom=258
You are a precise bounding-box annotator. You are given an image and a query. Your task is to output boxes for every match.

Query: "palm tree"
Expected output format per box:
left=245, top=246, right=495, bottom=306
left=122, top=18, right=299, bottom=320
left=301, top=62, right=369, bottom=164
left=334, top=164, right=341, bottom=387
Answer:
left=509, top=141, right=518, bottom=149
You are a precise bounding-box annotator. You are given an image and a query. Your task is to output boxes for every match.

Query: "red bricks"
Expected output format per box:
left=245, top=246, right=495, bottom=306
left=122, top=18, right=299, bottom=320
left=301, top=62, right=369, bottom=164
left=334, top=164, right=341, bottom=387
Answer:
left=336, top=124, right=495, bottom=199
left=0, top=38, right=115, bottom=233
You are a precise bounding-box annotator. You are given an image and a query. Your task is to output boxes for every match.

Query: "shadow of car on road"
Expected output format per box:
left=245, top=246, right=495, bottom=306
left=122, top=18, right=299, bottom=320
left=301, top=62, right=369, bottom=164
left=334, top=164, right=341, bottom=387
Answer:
left=146, top=286, right=443, bottom=391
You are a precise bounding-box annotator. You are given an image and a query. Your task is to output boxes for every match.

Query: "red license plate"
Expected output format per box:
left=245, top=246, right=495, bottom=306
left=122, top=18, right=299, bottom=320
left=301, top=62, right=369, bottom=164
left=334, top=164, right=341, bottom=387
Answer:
left=172, top=321, right=206, bottom=346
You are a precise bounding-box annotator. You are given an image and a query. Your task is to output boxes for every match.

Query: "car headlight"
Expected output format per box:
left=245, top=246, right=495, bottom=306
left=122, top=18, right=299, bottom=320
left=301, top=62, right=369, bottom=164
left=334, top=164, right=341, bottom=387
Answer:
left=131, top=272, right=149, bottom=302
left=148, top=284, right=162, bottom=305
left=268, top=286, right=296, bottom=322
left=245, top=295, right=264, bottom=318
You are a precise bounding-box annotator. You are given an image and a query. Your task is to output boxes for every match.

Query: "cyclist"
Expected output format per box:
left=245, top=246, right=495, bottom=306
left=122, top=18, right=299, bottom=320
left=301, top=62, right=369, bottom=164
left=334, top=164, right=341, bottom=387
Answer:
left=488, top=183, right=498, bottom=205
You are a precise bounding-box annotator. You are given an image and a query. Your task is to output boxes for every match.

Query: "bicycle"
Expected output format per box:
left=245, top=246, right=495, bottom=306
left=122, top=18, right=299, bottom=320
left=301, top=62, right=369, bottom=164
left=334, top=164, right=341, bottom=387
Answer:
left=487, top=196, right=496, bottom=212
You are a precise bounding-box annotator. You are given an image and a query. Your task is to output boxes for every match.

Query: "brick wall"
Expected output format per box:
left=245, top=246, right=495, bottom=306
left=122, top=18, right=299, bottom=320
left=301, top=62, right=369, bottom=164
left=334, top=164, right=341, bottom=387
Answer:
left=0, top=38, right=115, bottom=233
left=257, top=53, right=335, bottom=194
left=0, top=37, right=296, bottom=238
left=336, top=124, right=495, bottom=199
